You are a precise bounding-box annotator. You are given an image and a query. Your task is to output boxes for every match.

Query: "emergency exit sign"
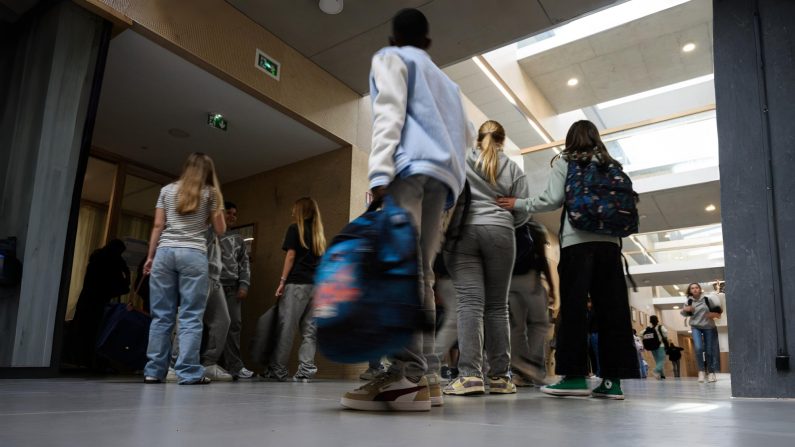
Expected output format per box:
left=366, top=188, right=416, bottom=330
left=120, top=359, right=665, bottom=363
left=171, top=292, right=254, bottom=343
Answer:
left=256, top=49, right=280, bottom=80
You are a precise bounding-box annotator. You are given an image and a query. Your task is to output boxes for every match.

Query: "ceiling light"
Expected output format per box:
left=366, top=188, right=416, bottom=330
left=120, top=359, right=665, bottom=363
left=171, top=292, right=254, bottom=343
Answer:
left=682, top=42, right=696, bottom=52
left=673, top=306, right=680, bottom=309
left=596, top=74, right=714, bottom=109
left=319, top=0, right=343, bottom=14
left=673, top=285, right=681, bottom=291
left=705, top=204, right=717, bottom=212
left=168, top=128, right=190, bottom=138
left=567, top=78, right=579, bottom=87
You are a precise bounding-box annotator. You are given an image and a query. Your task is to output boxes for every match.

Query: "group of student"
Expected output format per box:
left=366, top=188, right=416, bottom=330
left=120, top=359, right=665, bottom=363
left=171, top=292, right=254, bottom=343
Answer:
left=138, top=8, right=720, bottom=409
left=338, top=8, right=641, bottom=411
left=140, top=152, right=327, bottom=385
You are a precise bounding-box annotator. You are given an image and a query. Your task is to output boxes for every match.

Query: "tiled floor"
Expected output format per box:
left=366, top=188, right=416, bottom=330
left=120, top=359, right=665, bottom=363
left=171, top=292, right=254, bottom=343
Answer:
left=1, top=374, right=793, bottom=447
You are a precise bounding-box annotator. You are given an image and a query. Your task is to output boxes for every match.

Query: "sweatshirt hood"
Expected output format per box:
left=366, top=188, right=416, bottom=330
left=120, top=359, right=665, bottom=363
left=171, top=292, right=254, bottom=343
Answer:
left=466, top=147, right=510, bottom=185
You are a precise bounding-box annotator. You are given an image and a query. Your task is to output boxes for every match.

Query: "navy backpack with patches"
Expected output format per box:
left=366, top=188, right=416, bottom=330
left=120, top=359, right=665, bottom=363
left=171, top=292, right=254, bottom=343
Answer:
left=564, top=159, right=639, bottom=237
left=313, top=195, right=423, bottom=363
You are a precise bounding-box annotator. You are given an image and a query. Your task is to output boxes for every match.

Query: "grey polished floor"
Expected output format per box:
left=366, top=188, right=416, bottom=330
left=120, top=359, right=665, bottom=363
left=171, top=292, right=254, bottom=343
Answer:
left=1, top=374, right=793, bottom=447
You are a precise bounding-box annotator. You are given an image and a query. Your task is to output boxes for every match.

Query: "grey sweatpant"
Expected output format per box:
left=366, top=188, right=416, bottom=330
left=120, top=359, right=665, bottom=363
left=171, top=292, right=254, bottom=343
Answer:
left=269, top=283, right=317, bottom=379
left=433, top=277, right=458, bottom=367
left=222, top=285, right=245, bottom=374
left=387, top=175, right=448, bottom=378
left=508, top=271, right=550, bottom=380
left=201, top=280, right=231, bottom=366
left=445, top=225, right=515, bottom=378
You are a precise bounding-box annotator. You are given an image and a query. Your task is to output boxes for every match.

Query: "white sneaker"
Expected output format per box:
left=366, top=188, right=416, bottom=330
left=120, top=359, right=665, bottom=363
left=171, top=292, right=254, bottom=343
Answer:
left=204, top=364, right=234, bottom=382
left=236, top=367, right=255, bottom=379
left=698, top=371, right=705, bottom=383
left=166, top=368, right=178, bottom=383
left=707, top=372, right=717, bottom=383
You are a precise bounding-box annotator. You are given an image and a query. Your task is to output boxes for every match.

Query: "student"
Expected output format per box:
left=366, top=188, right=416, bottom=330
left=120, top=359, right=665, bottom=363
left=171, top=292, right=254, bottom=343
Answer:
left=681, top=282, right=722, bottom=382
left=340, top=8, right=474, bottom=412
left=498, top=120, right=640, bottom=400
left=143, top=152, right=225, bottom=385
left=442, top=120, right=529, bottom=397
left=666, top=342, right=684, bottom=378
left=262, top=197, right=326, bottom=383
left=508, top=221, right=553, bottom=387
left=200, top=228, right=233, bottom=381
left=647, top=315, right=668, bottom=379
left=219, top=201, right=253, bottom=379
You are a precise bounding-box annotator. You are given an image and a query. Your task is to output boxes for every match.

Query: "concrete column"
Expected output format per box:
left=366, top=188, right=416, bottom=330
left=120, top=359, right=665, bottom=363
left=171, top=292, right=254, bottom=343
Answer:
left=0, top=2, right=109, bottom=367
left=714, top=0, right=795, bottom=397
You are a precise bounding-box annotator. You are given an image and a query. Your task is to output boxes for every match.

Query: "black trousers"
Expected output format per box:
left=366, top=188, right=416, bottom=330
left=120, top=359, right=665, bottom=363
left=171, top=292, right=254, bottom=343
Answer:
left=555, top=242, right=640, bottom=379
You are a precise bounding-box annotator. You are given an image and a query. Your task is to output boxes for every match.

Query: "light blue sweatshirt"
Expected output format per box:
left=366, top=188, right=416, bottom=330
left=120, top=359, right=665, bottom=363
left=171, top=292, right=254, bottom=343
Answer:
left=368, top=46, right=475, bottom=204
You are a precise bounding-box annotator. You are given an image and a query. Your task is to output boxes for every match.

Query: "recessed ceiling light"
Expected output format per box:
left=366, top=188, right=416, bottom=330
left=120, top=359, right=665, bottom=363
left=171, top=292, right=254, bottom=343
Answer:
left=682, top=42, right=696, bottom=52
left=673, top=306, right=680, bottom=309
left=168, top=128, right=190, bottom=138
left=567, top=78, right=579, bottom=87
left=318, top=0, right=343, bottom=14
left=705, top=204, right=717, bottom=212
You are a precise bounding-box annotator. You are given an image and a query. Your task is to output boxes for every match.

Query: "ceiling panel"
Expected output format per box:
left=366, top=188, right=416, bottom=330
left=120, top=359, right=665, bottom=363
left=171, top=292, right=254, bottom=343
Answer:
left=228, top=0, right=553, bottom=94
left=92, top=31, right=341, bottom=183
left=538, top=0, right=625, bottom=24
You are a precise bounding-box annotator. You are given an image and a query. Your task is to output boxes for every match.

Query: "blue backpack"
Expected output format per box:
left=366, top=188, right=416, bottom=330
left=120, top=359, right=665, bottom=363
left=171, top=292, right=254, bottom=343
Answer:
left=313, top=196, right=423, bottom=363
left=564, top=159, right=639, bottom=237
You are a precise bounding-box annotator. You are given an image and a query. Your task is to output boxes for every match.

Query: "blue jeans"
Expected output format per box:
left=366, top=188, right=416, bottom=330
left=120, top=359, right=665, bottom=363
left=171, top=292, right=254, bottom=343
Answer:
left=691, top=327, right=720, bottom=373
left=144, top=247, right=209, bottom=383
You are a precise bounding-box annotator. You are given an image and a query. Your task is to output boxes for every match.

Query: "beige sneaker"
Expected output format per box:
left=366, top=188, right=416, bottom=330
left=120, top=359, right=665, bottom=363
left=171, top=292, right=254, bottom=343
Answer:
left=425, top=374, right=444, bottom=407
left=698, top=371, right=705, bottom=383
left=341, top=372, right=431, bottom=412
left=707, top=372, right=717, bottom=383
left=488, top=376, right=517, bottom=394
left=443, top=376, right=485, bottom=396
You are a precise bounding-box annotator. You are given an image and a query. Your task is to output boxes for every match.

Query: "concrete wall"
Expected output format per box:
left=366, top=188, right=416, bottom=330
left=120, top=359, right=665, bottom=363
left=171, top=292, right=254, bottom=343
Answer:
left=221, top=147, right=366, bottom=378
left=714, top=0, right=795, bottom=397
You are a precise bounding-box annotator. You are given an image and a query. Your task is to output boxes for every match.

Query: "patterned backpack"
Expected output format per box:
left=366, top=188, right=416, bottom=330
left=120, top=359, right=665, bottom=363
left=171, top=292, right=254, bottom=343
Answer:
left=313, top=195, right=425, bottom=363
left=563, top=158, right=639, bottom=237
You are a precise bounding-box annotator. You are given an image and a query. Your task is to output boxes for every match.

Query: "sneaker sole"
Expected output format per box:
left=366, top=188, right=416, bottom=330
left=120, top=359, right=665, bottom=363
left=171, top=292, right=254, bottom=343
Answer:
left=442, top=386, right=485, bottom=396
left=206, top=376, right=234, bottom=382
left=430, top=395, right=444, bottom=406
left=591, top=392, right=625, bottom=400
left=340, top=397, right=431, bottom=412
left=489, top=388, right=517, bottom=394
left=540, top=387, right=591, bottom=397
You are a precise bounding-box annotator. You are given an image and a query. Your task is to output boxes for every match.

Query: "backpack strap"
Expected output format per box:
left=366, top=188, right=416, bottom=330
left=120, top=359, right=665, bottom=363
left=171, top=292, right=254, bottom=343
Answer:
left=620, top=239, right=638, bottom=292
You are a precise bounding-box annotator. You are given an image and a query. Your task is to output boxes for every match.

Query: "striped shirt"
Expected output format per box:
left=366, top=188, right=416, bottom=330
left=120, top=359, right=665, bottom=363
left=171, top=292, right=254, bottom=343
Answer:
left=156, top=182, right=218, bottom=252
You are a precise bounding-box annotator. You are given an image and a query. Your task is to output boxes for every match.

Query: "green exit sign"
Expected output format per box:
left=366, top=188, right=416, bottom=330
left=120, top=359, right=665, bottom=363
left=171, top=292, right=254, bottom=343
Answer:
left=207, top=113, right=228, bottom=131
left=256, top=49, right=280, bottom=80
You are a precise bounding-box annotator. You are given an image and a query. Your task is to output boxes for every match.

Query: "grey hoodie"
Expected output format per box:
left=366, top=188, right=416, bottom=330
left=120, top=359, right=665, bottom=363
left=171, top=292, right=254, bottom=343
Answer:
left=464, top=148, right=529, bottom=229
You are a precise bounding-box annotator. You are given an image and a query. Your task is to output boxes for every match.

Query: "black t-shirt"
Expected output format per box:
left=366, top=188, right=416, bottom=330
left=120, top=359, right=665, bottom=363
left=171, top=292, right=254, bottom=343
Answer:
left=282, top=221, right=319, bottom=284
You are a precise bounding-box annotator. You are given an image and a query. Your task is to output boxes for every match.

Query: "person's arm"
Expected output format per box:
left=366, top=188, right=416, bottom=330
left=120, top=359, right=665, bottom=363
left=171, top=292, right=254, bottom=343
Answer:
left=275, top=250, right=296, bottom=297
left=210, top=193, right=226, bottom=236
left=368, top=52, right=408, bottom=193
left=498, top=158, right=566, bottom=214
left=237, top=236, right=251, bottom=299
left=143, top=207, right=165, bottom=275
left=510, top=168, right=531, bottom=227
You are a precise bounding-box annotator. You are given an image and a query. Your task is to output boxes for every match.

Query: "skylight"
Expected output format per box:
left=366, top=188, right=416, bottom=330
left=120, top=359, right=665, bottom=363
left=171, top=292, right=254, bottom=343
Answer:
left=596, top=74, right=715, bottom=110
left=516, top=0, right=692, bottom=59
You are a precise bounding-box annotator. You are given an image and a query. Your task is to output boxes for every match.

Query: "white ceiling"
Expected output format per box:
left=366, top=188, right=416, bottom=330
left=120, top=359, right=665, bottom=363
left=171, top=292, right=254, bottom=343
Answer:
left=517, top=0, right=713, bottom=114
left=92, top=31, right=342, bottom=183
left=226, top=0, right=621, bottom=94
left=444, top=59, right=547, bottom=149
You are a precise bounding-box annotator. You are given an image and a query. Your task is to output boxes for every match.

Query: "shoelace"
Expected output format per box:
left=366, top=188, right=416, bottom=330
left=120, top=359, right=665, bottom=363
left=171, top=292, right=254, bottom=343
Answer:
left=358, top=370, right=402, bottom=390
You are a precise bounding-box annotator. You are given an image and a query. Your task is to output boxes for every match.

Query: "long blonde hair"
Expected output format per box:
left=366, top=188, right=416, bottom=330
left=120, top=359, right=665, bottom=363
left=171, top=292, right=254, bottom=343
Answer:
left=476, top=120, right=505, bottom=185
left=293, top=197, right=327, bottom=257
left=176, top=152, right=223, bottom=215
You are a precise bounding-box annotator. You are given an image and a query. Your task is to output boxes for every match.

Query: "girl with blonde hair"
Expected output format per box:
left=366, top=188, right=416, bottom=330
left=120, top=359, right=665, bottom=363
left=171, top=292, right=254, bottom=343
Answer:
left=443, top=120, right=529, bottom=396
left=143, top=152, right=226, bottom=385
left=263, top=197, right=326, bottom=382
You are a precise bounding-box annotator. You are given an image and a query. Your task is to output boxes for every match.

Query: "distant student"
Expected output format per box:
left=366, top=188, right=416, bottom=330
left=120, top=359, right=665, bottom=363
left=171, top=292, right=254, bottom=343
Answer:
left=499, top=120, right=640, bottom=400
left=219, top=201, right=253, bottom=379
left=263, top=197, right=326, bottom=383
left=340, top=8, right=474, bottom=412
left=681, top=282, right=722, bottom=383
left=644, top=315, right=668, bottom=379
left=143, top=152, right=226, bottom=385
left=667, top=342, right=684, bottom=378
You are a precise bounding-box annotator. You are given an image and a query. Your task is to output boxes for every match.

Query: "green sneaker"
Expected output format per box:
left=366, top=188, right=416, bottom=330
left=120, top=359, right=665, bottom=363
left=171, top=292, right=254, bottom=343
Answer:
left=591, top=378, right=624, bottom=400
left=539, top=376, right=591, bottom=397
